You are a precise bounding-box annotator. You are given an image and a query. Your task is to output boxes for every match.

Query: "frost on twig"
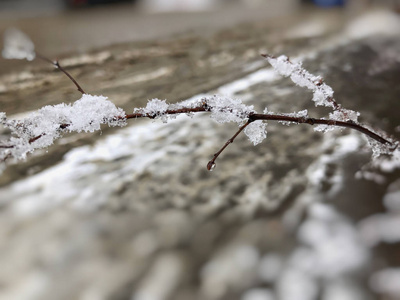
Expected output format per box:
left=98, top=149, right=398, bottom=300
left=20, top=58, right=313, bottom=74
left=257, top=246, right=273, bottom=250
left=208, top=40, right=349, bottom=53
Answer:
left=262, top=54, right=360, bottom=123
left=2, top=28, right=35, bottom=61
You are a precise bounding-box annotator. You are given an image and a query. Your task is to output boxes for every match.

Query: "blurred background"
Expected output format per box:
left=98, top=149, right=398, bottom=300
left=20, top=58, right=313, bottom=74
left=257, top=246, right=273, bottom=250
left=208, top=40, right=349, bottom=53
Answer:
left=1, top=1, right=400, bottom=300
left=0, top=0, right=399, bottom=74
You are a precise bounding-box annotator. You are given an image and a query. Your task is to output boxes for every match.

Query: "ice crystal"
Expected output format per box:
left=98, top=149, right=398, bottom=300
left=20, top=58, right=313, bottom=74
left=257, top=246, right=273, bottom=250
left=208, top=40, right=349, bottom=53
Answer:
left=314, top=124, right=335, bottom=133
left=142, top=98, right=169, bottom=116
left=278, top=109, right=309, bottom=126
left=329, top=109, right=359, bottom=123
left=244, top=121, right=267, bottom=145
left=206, top=95, right=254, bottom=124
left=368, top=137, right=393, bottom=159
left=134, top=98, right=171, bottom=123
left=2, top=28, right=35, bottom=61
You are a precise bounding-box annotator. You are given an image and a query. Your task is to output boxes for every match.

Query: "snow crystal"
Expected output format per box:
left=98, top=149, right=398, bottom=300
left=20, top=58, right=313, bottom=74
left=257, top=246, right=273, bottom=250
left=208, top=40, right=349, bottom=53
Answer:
left=244, top=121, right=267, bottom=146
left=206, top=95, right=254, bottom=124
left=267, top=55, right=297, bottom=77
left=138, top=98, right=169, bottom=116
left=2, top=28, right=35, bottom=61
left=367, top=137, right=393, bottom=159
left=329, top=109, right=359, bottom=123
left=134, top=98, right=171, bottom=123
left=314, top=124, right=335, bottom=133
left=278, top=110, right=309, bottom=126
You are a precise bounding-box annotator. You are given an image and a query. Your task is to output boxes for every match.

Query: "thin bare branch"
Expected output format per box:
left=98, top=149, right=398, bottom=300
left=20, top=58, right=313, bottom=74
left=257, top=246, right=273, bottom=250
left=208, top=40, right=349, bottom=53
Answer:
left=207, top=120, right=252, bottom=171
left=36, top=53, right=86, bottom=94
left=250, top=113, right=393, bottom=146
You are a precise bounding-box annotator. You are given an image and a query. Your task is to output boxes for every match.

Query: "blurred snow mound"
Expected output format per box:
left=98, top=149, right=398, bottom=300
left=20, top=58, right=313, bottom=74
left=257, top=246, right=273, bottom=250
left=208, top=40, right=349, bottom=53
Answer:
left=346, top=9, right=400, bottom=39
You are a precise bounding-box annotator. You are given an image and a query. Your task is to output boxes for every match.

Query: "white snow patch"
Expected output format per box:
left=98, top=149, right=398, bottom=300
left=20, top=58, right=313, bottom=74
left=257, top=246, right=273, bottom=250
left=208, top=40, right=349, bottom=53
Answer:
left=346, top=10, right=400, bottom=40
left=244, top=121, right=267, bottom=145
left=2, top=28, right=35, bottom=61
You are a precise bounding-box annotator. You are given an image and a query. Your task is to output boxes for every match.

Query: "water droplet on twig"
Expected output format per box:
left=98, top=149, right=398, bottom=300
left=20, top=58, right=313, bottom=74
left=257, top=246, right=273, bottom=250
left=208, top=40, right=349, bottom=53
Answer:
left=207, top=161, right=216, bottom=171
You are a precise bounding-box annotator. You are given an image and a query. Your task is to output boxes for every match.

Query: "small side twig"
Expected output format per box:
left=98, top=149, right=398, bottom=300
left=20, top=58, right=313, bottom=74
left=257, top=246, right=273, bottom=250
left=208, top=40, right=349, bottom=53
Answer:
left=207, top=120, right=253, bottom=171
left=36, top=53, right=86, bottom=94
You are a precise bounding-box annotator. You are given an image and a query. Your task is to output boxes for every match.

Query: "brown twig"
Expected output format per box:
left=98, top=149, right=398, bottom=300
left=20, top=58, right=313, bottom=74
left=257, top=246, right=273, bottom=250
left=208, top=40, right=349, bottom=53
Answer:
left=207, top=120, right=252, bottom=171
left=250, top=113, right=392, bottom=145
left=36, top=53, right=86, bottom=94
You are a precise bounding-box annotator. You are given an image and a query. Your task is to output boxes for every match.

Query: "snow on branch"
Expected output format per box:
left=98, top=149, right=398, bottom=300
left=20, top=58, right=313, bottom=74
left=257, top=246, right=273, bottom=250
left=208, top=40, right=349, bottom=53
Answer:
left=262, top=54, right=360, bottom=123
left=0, top=29, right=398, bottom=174
left=0, top=95, right=126, bottom=163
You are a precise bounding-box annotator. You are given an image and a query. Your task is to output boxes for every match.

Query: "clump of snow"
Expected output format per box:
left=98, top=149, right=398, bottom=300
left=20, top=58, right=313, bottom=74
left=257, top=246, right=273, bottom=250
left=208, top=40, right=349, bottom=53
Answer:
left=2, top=28, right=35, bottom=61
left=244, top=121, right=267, bottom=146
left=135, top=98, right=168, bottom=116
left=206, top=95, right=254, bottom=124
left=0, top=94, right=126, bottom=166
left=367, top=137, right=394, bottom=159
left=68, top=94, right=126, bottom=131
left=278, top=109, right=309, bottom=126
left=265, top=55, right=336, bottom=109
left=134, top=98, right=170, bottom=123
